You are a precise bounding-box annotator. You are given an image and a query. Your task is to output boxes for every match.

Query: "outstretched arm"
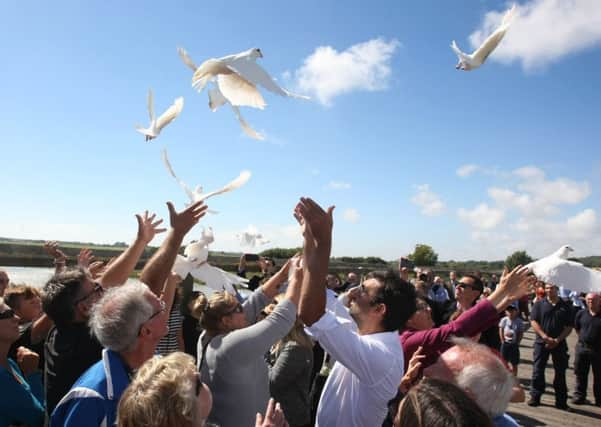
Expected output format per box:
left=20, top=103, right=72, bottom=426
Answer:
left=100, top=211, right=166, bottom=288
left=295, top=197, right=334, bottom=326
left=140, top=201, right=207, bottom=296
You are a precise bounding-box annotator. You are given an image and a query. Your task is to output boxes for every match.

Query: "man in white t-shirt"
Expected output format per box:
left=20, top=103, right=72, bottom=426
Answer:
left=293, top=197, right=417, bottom=427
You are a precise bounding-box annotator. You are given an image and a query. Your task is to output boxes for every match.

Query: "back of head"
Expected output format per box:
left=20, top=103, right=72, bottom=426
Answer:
left=450, top=337, right=514, bottom=417
left=118, top=352, right=200, bottom=427
left=366, top=270, right=417, bottom=332
left=191, top=291, right=239, bottom=335
left=395, top=378, right=493, bottom=427
left=43, top=268, right=88, bottom=329
left=89, top=282, right=154, bottom=352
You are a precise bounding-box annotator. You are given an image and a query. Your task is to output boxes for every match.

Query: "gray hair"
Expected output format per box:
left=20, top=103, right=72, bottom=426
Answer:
left=450, top=337, right=514, bottom=417
left=89, top=282, right=154, bottom=353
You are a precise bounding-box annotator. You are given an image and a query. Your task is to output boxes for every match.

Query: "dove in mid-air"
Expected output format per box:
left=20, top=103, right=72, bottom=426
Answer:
left=237, top=225, right=271, bottom=248
left=178, top=47, right=265, bottom=140
left=526, top=245, right=601, bottom=294
left=451, top=4, right=516, bottom=71
left=161, top=149, right=251, bottom=205
left=173, top=227, right=249, bottom=294
left=188, top=47, right=309, bottom=105
left=135, top=89, right=184, bottom=141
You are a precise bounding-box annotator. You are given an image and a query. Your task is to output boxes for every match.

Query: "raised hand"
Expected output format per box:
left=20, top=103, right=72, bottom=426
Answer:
left=498, top=265, right=536, bottom=301
left=400, top=346, right=426, bottom=393
left=136, top=210, right=167, bottom=244
left=43, top=241, right=67, bottom=262
left=167, top=200, right=207, bottom=237
left=88, top=261, right=106, bottom=279
left=77, top=248, right=94, bottom=268
left=255, top=398, right=288, bottom=427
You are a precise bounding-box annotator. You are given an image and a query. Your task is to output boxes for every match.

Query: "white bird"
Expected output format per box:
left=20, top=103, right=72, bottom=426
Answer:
left=172, top=228, right=248, bottom=294
left=178, top=47, right=265, bottom=140
left=189, top=47, right=308, bottom=104
left=135, top=89, right=184, bottom=141
left=161, top=149, right=251, bottom=205
left=451, top=4, right=516, bottom=71
left=237, top=225, right=271, bottom=248
left=526, top=245, right=601, bottom=293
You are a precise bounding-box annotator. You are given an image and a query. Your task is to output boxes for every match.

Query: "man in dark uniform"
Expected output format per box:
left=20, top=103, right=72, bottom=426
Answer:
left=528, top=283, right=574, bottom=410
left=572, top=292, right=601, bottom=406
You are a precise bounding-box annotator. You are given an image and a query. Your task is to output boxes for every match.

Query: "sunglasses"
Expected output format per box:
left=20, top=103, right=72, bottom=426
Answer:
left=225, top=303, right=244, bottom=316
left=74, top=282, right=104, bottom=305
left=456, top=282, right=480, bottom=291
left=0, top=309, right=16, bottom=320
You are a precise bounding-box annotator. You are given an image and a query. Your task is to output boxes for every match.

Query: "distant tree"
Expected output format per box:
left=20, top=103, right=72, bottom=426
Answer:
left=365, top=256, right=387, bottom=265
left=259, top=247, right=302, bottom=259
left=113, top=241, right=127, bottom=247
left=408, top=244, right=438, bottom=266
left=505, top=250, right=533, bottom=270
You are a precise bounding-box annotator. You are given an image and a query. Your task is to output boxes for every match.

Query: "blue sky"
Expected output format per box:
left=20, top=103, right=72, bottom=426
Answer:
left=1, top=0, right=600, bottom=261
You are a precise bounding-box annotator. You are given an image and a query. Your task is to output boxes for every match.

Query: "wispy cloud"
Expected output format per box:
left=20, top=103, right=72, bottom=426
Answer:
left=469, top=0, right=601, bottom=70
left=343, top=208, right=360, bottom=223
left=411, top=184, right=445, bottom=216
left=293, top=37, right=400, bottom=106
left=456, top=164, right=479, bottom=178
left=458, top=203, right=505, bottom=230
left=326, top=181, right=352, bottom=190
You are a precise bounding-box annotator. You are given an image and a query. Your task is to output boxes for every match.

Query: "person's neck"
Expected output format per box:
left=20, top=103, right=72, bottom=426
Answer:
left=119, top=345, right=155, bottom=371
left=357, top=321, right=385, bottom=336
left=548, top=296, right=559, bottom=304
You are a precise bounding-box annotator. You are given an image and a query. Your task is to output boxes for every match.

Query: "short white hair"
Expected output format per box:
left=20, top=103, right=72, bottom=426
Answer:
left=450, top=337, right=514, bottom=417
left=89, top=282, right=154, bottom=352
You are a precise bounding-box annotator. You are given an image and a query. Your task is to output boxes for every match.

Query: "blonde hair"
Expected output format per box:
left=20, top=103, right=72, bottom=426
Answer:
left=191, top=291, right=239, bottom=335
left=117, top=352, right=199, bottom=427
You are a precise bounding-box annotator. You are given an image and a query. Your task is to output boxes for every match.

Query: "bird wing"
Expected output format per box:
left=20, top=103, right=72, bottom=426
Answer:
left=226, top=58, right=309, bottom=99
left=231, top=106, right=265, bottom=140
left=529, top=257, right=601, bottom=293
left=450, top=40, right=469, bottom=61
left=200, top=170, right=252, bottom=201
left=161, top=149, right=196, bottom=201
left=208, top=85, right=229, bottom=112
left=156, top=97, right=184, bottom=132
left=177, top=47, right=198, bottom=71
left=192, top=59, right=228, bottom=92
left=190, top=264, right=248, bottom=294
left=147, top=88, right=155, bottom=122
left=173, top=254, right=193, bottom=279
left=472, top=5, right=515, bottom=64
left=217, top=74, right=267, bottom=109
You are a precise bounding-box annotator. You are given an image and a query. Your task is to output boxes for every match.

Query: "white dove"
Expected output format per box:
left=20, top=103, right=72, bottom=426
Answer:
left=135, top=89, right=184, bottom=141
left=161, top=149, right=251, bottom=205
left=189, top=47, right=309, bottom=104
left=178, top=47, right=265, bottom=140
left=451, top=4, right=516, bottom=71
left=237, top=225, right=271, bottom=248
left=526, top=245, right=601, bottom=293
left=173, top=228, right=248, bottom=294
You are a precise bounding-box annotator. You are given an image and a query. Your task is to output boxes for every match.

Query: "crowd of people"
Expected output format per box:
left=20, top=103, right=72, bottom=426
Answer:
left=1, top=198, right=600, bottom=427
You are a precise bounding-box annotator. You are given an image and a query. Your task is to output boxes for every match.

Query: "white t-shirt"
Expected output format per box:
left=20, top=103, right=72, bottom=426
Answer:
left=499, top=316, right=524, bottom=344
left=307, top=304, right=404, bottom=427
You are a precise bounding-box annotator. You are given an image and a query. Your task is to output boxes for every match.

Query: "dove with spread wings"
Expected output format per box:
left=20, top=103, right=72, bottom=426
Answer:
left=135, top=89, right=183, bottom=141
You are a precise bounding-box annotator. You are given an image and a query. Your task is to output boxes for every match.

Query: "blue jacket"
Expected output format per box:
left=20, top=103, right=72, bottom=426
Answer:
left=0, top=358, right=45, bottom=427
left=50, top=349, right=130, bottom=427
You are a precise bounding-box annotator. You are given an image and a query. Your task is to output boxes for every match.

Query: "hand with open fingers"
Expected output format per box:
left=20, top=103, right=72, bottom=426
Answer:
left=400, top=346, right=426, bottom=393
left=44, top=241, right=67, bottom=262
left=136, top=210, right=167, bottom=244
left=77, top=248, right=94, bottom=268
left=88, top=261, right=106, bottom=279
left=167, top=201, right=207, bottom=236
left=16, top=346, right=40, bottom=376
left=498, top=265, right=536, bottom=301
left=256, top=398, right=288, bottom=427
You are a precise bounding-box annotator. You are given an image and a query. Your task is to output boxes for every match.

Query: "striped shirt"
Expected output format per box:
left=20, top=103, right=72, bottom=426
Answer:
left=156, top=305, right=184, bottom=356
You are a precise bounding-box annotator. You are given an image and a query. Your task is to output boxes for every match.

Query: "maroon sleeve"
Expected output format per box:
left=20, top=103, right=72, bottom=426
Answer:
left=400, top=299, right=498, bottom=371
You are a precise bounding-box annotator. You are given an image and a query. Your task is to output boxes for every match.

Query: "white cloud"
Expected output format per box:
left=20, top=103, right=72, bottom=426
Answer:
left=457, top=203, right=505, bottom=230
left=326, top=181, right=352, bottom=190
left=456, top=164, right=479, bottom=178
left=343, top=208, right=360, bottom=223
left=469, top=0, right=601, bottom=70
left=411, top=184, right=446, bottom=216
left=294, top=37, right=399, bottom=106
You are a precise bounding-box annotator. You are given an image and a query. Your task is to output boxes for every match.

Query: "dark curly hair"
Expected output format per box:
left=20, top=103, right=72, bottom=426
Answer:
left=365, top=270, right=417, bottom=332
left=43, top=267, right=88, bottom=329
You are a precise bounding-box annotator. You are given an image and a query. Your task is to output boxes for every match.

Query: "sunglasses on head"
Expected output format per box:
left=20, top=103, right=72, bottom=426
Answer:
left=0, top=308, right=16, bottom=320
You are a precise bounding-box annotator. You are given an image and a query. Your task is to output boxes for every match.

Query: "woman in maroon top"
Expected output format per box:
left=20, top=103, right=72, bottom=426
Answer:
left=400, top=266, right=535, bottom=373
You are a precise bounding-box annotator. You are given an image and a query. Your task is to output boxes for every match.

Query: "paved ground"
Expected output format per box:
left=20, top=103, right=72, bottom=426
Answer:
left=507, top=329, right=601, bottom=426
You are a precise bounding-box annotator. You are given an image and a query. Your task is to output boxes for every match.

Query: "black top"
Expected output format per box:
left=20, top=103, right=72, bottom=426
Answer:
left=531, top=298, right=574, bottom=344
left=44, top=323, right=103, bottom=414
left=574, top=309, right=601, bottom=351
